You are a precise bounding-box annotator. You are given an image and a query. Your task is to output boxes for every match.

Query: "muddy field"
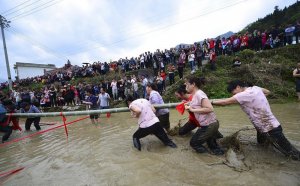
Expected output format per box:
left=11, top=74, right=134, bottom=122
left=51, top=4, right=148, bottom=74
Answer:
left=0, top=103, right=299, bottom=186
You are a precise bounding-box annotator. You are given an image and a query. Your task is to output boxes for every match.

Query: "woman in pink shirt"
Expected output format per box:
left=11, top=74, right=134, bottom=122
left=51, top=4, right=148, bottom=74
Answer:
left=184, top=77, right=224, bottom=155
left=125, top=95, right=177, bottom=151
left=212, top=80, right=300, bottom=160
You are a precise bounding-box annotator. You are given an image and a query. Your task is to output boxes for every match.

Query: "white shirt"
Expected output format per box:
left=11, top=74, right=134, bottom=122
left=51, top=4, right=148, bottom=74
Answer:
left=98, top=93, right=110, bottom=107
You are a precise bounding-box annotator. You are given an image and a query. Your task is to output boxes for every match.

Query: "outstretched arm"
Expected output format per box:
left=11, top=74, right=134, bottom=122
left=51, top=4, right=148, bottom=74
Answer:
left=211, top=97, right=238, bottom=106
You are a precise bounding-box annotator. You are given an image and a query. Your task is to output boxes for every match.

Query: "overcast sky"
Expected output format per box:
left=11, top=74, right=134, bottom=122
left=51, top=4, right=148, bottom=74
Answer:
left=0, top=0, right=297, bottom=82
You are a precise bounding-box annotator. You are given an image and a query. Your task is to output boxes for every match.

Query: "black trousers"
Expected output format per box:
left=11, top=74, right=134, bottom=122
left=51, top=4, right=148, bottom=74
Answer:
left=133, top=122, right=172, bottom=145
left=25, top=117, right=41, bottom=131
left=169, top=73, right=175, bottom=85
left=178, top=67, right=183, bottom=79
left=179, top=120, right=223, bottom=138
left=0, top=125, right=13, bottom=142
left=179, top=120, right=196, bottom=135
left=189, top=121, right=220, bottom=152
left=158, top=113, right=170, bottom=130
left=257, top=126, right=300, bottom=160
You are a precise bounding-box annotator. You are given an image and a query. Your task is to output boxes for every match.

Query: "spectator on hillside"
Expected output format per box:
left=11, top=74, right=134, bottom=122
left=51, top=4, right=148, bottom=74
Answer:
left=167, top=64, right=175, bottom=85
left=285, top=25, right=295, bottom=45
left=232, top=56, right=242, bottom=67
left=141, top=75, right=148, bottom=98
left=209, top=49, right=217, bottom=71
left=188, top=49, right=196, bottom=74
left=177, top=50, right=185, bottom=80
left=111, top=79, right=118, bottom=101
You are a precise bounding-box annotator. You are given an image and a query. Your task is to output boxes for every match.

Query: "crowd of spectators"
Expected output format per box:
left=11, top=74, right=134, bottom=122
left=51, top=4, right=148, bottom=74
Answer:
left=0, top=22, right=299, bottom=110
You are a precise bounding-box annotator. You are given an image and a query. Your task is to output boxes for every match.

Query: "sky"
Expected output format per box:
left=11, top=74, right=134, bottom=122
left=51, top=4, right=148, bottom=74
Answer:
left=0, top=0, right=297, bottom=82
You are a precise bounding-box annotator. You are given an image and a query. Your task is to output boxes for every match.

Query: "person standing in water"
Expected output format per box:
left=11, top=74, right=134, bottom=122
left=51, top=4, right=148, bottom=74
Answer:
left=20, top=102, right=41, bottom=131
left=212, top=80, right=300, bottom=160
left=97, top=87, right=111, bottom=117
left=293, top=63, right=300, bottom=101
left=146, top=83, right=170, bottom=131
left=184, top=77, right=224, bottom=155
left=175, top=85, right=223, bottom=139
left=83, top=89, right=99, bottom=124
left=125, top=95, right=177, bottom=151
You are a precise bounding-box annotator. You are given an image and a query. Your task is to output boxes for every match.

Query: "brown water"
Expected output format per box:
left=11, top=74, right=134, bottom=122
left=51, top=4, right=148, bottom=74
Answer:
left=0, top=103, right=300, bottom=186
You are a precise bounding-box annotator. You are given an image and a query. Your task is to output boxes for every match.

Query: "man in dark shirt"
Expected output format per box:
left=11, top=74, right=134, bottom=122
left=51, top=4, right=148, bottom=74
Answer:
left=82, top=89, right=99, bottom=124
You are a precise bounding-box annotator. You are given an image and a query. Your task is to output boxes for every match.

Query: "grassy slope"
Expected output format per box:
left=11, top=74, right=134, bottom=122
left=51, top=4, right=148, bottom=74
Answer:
left=163, top=44, right=300, bottom=103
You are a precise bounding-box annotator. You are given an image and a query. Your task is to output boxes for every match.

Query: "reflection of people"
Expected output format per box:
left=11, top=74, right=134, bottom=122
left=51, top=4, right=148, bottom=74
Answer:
left=184, top=77, right=224, bottom=155
left=20, top=102, right=41, bottom=131
left=212, top=80, right=300, bottom=160
left=293, top=63, right=300, bottom=101
left=125, top=95, right=177, bottom=151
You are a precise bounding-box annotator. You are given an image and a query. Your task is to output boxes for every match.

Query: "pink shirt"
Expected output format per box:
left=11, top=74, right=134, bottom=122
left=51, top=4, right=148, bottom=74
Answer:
left=233, top=86, right=280, bottom=133
left=129, top=99, right=159, bottom=128
left=190, top=90, right=217, bottom=126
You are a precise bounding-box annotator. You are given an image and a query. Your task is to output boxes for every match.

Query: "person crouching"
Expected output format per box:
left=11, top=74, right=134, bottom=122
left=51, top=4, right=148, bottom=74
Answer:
left=125, top=95, right=177, bottom=151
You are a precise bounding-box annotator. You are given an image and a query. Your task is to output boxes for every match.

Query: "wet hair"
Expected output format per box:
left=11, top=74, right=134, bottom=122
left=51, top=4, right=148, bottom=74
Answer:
left=125, top=95, right=135, bottom=107
left=187, top=77, right=206, bottom=88
left=227, top=80, right=253, bottom=93
left=175, top=85, right=187, bottom=95
left=146, top=83, right=158, bottom=91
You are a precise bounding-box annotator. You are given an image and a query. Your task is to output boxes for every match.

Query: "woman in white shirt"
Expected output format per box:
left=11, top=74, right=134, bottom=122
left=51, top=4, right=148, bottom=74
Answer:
left=125, top=95, right=177, bottom=151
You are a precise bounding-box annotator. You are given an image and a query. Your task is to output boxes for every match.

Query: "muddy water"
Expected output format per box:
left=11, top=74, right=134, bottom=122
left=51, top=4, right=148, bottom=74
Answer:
left=0, top=103, right=300, bottom=186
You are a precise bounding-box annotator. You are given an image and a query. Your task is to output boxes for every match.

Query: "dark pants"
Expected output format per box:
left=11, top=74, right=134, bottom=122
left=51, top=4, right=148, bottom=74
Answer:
left=179, top=120, right=224, bottom=138
left=158, top=113, right=170, bottom=130
left=257, top=126, right=300, bottom=160
left=190, top=121, right=222, bottom=153
left=178, top=67, right=183, bottom=79
left=25, top=117, right=41, bottom=131
left=50, top=96, right=56, bottom=107
left=133, top=122, right=173, bottom=148
left=169, top=73, right=175, bottom=85
left=209, top=61, right=216, bottom=71
left=179, top=120, right=197, bottom=135
left=0, top=125, right=13, bottom=142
